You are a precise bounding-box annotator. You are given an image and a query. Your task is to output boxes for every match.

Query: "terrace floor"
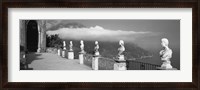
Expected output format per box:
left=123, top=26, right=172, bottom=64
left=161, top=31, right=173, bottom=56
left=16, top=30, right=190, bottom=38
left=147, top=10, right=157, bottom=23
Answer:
left=26, top=52, right=92, bottom=70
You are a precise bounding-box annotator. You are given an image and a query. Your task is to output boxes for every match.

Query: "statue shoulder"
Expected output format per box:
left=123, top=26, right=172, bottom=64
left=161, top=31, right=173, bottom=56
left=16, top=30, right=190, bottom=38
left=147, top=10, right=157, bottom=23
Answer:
left=168, top=48, right=172, bottom=52
left=165, top=48, right=172, bottom=55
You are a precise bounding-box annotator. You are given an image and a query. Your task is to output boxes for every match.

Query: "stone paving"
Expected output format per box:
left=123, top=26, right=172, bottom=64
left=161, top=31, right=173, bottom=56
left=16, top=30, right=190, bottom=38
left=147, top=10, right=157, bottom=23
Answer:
left=26, top=52, right=92, bottom=70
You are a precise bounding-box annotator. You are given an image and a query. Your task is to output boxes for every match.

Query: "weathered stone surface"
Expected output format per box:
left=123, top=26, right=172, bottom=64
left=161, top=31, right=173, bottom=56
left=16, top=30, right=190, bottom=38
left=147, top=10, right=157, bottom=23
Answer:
left=20, top=20, right=26, bottom=48
left=62, top=50, right=66, bottom=58
left=118, top=55, right=125, bottom=61
left=160, top=38, right=173, bottom=69
left=68, top=51, right=74, bottom=59
left=79, top=54, right=84, bottom=64
left=20, top=20, right=47, bottom=53
left=92, top=55, right=100, bottom=70
left=114, top=62, right=126, bottom=70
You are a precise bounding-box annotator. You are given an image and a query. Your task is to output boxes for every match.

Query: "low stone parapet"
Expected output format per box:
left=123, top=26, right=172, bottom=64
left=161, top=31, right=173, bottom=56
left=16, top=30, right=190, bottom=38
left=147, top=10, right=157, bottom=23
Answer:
left=114, top=60, right=127, bottom=70
left=46, top=47, right=58, bottom=54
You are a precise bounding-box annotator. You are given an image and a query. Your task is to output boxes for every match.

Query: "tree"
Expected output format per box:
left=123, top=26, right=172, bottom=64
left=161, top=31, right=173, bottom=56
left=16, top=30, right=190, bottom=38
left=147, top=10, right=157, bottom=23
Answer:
left=46, top=34, right=63, bottom=48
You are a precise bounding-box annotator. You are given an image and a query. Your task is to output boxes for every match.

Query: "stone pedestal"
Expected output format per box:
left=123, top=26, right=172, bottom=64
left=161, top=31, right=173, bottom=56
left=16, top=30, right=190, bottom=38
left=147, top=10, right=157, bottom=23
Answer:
left=157, top=60, right=177, bottom=70
left=62, top=50, right=66, bottom=58
left=92, top=55, right=100, bottom=70
left=57, top=49, right=61, bottom=56
left=118, top=55, right=125, bottom=60
left=37, top=48, right=41, bottom=53
left=95, top=51, right=100, bottom=56
left=114, top=60, right=127, bottom=70
left=79, top=52, right=85, bottom=64
left=156, top=67, right=177, bottom=70
left=68, top=51, right=74, bottom=59
left=160, top=60, right=173, bottom=69
left=114, top=55, right=126, bottom=70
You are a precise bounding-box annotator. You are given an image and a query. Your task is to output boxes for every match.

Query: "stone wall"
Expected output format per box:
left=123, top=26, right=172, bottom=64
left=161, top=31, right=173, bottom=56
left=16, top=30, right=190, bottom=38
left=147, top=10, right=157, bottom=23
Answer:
left=20, top=20, right=26, bottom=49
left=46, top=47, right=58, bottom=54
left=20, top=20, right=47, bottom=53
left=83, top=54, right=93, bottom=67
left=98, top=57, right=115, bottom=70
left=83, top=54, right=115, bottom=70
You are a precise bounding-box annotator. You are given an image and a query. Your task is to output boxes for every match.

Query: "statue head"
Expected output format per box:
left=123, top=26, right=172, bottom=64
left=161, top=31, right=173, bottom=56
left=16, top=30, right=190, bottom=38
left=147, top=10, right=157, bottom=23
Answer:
left=70, top=41, right=73, bottom=45
left=119, top=40, right=124, bottom=46
left=80, top=40, right=84, bottom=45
left=95, top=41, right=98, bottom=45
left=63, top=41, right=66, bottom=46
left=161, top=38, right=169, bottom=47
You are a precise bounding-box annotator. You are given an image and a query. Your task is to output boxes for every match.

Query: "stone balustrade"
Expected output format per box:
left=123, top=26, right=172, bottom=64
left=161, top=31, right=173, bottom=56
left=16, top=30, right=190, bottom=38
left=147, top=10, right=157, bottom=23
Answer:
left=46, top=47, right=58, bottom=54
left=83, top=54, right=115, bottom=70
left=51, top=40, right=177, bottom=70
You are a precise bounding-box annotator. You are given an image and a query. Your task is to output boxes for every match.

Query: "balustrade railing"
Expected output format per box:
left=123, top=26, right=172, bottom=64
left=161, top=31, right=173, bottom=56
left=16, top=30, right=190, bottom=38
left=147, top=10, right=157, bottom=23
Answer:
left=83, top=54, right=160, bottom=70
left=83, top=54, right=115, bottom=70
left=126, top=60, right=160, bottom=70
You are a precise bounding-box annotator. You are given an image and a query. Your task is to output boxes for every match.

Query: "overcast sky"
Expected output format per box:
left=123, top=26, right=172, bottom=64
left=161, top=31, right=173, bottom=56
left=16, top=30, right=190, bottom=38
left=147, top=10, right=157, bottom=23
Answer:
left=46, top=20, right=180, bottom=51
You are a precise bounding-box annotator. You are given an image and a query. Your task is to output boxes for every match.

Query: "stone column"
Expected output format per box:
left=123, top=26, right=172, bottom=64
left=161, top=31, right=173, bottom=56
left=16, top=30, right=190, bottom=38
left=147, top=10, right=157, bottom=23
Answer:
left=43, top=30, right=46, bottom=52
left=79, top=52, right=85, bottom=64
left=38, top=20, right=47, bottom=52
left=20, top=20, right=25, bottom=47
left=37, top=25, right=41, bottom=52
left=24, top=20, right=29, bottom=52
left=92, top=55, right=100, bottom=70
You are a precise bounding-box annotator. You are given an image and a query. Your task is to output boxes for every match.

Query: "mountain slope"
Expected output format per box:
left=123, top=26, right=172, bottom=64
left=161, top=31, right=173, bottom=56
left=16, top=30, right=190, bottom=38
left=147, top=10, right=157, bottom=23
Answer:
left=63, top=39, right=152, bottom=60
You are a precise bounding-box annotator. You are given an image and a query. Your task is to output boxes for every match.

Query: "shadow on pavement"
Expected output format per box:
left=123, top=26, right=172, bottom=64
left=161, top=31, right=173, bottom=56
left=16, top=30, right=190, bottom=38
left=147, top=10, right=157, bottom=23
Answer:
left=26, top=52, right=43, bottom=64
left=20, top=52, right=43, bottom=70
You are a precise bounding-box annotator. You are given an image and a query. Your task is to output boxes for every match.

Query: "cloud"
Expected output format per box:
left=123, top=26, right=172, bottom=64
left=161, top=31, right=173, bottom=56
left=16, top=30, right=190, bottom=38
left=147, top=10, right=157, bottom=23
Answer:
left=46, top=20, right=86, bottom=30
left=46, top=25, right=151, bottom=43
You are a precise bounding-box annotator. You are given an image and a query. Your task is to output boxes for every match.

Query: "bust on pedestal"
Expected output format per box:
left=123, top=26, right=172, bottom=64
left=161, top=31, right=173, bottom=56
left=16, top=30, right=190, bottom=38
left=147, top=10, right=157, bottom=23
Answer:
left=68, top=41, right=74, bottom=59
left=94, top=41, right=100, bottom=56
left=157, top=38, right=177, bottom=70
left=62, top=41, right=66, bottom=58
left=92, top=41, right=100, bottom=70
left=79, top=40, right=85, bottom=64
left=114, top=40, right=127, bottom=70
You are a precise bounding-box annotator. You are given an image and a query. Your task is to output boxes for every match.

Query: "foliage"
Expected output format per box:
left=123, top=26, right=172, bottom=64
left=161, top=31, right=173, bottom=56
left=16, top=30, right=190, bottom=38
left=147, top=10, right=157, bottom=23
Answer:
left=46, top=34, right=63, bottom=48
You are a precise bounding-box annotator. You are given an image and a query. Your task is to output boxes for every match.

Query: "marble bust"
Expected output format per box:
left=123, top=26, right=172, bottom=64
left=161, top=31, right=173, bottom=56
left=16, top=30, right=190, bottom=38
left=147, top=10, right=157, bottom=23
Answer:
left=69, top=41, right=73, bottom=51
left=94, top=41, right=100, bottom=55
left=159, top=38, right=173, bottom=69
left=118, top=40, right=125, bottom=56
left=80, top=40, right=84, bottom=53
left=117, top=40, right=125, bottom=60
left=63, top=41, right=66, bottom=50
